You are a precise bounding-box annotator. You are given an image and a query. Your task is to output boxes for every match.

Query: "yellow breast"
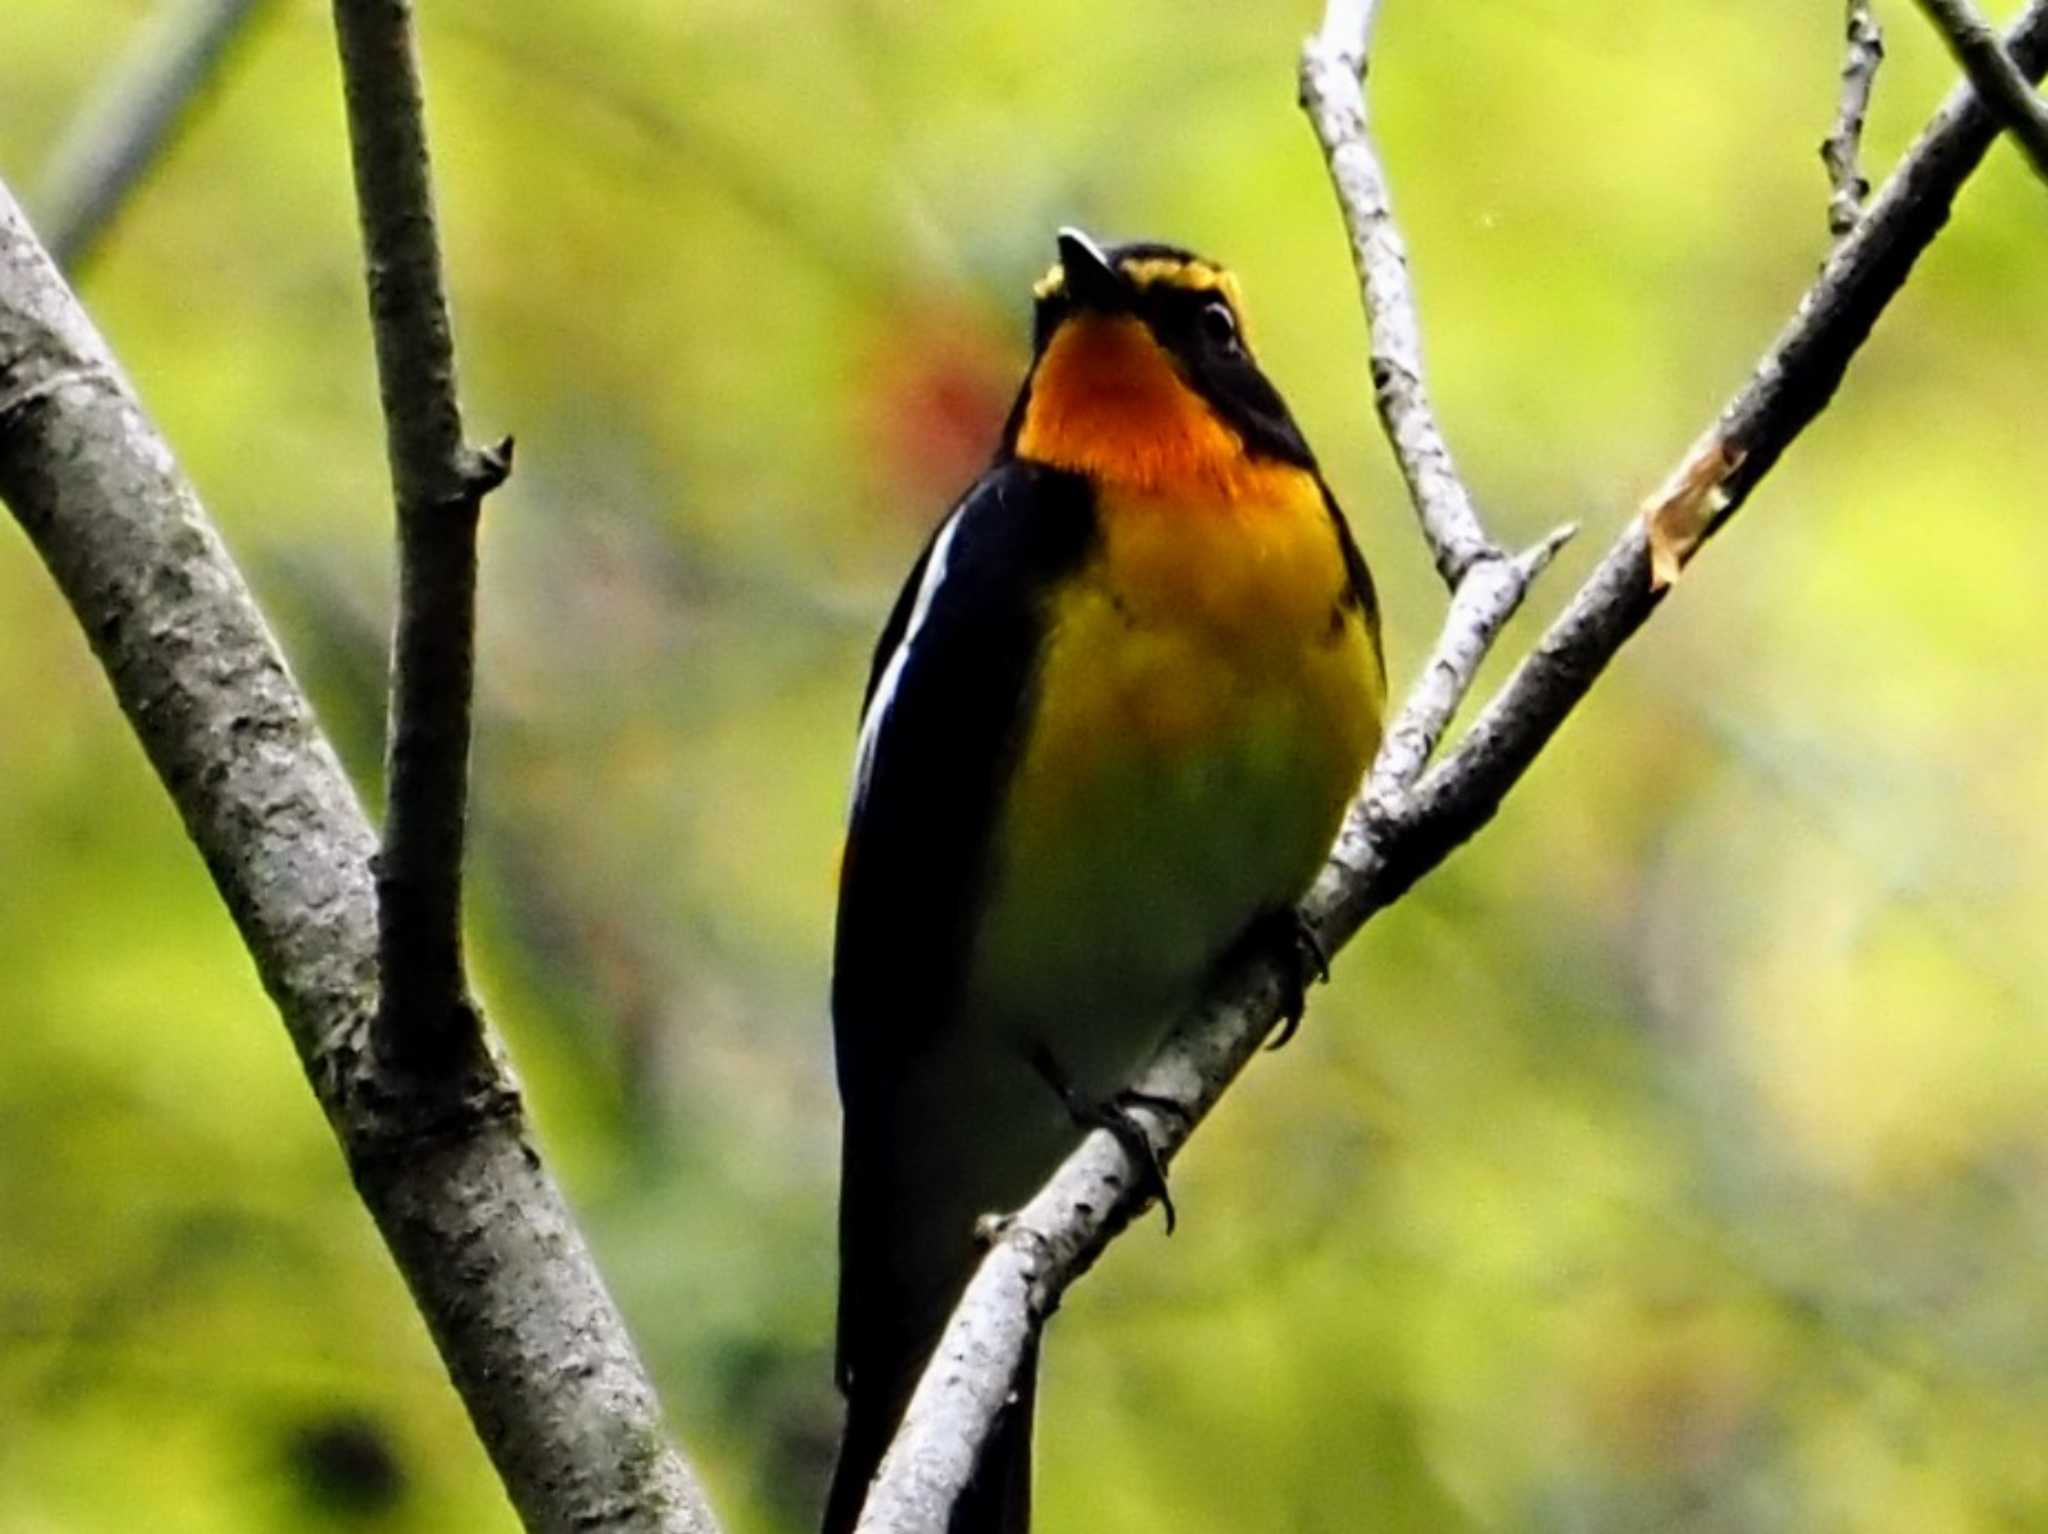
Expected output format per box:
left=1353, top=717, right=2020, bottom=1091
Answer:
left=1006, top=469, right=1383, bottom=868
left=967, top=466, right=1384, bottom=1094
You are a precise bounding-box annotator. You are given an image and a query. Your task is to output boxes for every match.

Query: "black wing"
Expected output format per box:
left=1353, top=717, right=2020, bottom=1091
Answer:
left=1318, top=476, right=1381, bottom=634
left=833, top=458, right=1095, bottom=1096
left=829, top=460, right=1093, bottom=1397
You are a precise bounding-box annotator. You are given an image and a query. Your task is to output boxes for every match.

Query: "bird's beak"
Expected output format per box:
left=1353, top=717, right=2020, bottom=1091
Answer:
left=1055, top=226, right=1125, bottom=310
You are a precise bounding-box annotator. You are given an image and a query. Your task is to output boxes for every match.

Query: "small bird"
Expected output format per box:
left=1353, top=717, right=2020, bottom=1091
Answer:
left=826, top=229, right=1386, bottom=1533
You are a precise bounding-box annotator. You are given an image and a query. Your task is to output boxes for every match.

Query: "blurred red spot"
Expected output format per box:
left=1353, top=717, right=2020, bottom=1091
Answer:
left=868, top=317, right=1015, bottom=517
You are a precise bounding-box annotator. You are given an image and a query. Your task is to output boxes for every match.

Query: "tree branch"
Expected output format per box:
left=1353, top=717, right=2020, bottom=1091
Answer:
left=1914, top=0, right=2048, bottom=184
left=1822, top=0, right=1886, bottom=237
left=31, top=0, right=274, bottom=274
left=1298, top=0, right=1500, bottom=588
left=0, top=181, right=717, bottom=1534
left=1361, top=525, right=1574, bottom=813
left=1295, top=0, right=1575, bottom=853
left=329, top=0, right=512, bottom=1072
left=852, top=4, right=2048, bottom=1528
left=1297, top=0, right=1577, bottom=877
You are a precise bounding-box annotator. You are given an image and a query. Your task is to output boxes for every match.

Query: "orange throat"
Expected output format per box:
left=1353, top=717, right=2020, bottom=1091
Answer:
left=1015, top=315, right=1263, bottom=497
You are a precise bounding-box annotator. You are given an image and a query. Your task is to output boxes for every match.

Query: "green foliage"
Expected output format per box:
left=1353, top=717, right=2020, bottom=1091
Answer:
left=4, top=1, right=2047, bottom=1528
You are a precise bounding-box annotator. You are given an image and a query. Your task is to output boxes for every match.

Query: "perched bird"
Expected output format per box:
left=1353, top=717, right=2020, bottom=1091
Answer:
left=826, top=229, right=1386, bottom=1533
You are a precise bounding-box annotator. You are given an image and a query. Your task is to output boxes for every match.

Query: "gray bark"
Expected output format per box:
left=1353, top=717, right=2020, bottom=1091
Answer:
left=0, top=183, right=718, bottom=1534
left=1915, top=0, right=2048, bottom=185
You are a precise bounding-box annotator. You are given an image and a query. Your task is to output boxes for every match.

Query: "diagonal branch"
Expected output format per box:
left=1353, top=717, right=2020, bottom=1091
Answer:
left=32, top=0, right=275, bottom=274
left=1822, top=0, right=1887, bottom=237
left=330, top=0, right=513, bottom=1072
left=851, top=4, right=2048, bottom=1528
left=1914, top=0, right=2048, bottom=184
left=0, top=182, right=718, bottom=1534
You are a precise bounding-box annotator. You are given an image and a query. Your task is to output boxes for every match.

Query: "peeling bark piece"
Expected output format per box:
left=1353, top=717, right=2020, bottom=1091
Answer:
left=1643, top=437, right=1746, bottom=591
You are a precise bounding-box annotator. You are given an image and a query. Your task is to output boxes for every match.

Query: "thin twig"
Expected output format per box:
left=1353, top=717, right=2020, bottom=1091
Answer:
left=1915, top=0, right=2048, bottom=183
left=1823, top=0, right=1887, bottom=237
left=0, top=179, right=718, bottom=1534
left=33, top=0, right=275, bottom=273
left=1299, top=0, right=1501, bottom=588
left=330, top=0, right=512, bottom=1072
left=852, top=4, right=2048, bottom=1528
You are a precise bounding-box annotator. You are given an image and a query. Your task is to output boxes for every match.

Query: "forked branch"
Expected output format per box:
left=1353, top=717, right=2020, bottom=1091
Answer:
left=0, top=177, right=717, bottom=1534
left=3, top=4, right=718, bottom=1528
left=1914, top=0, right=2048, bottom=183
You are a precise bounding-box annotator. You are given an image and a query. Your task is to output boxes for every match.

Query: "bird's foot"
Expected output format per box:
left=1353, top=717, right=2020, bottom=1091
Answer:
left=1258, top=908, right=1330, bottom=1051
left=1029, top=1047, right=1180, bottom=1234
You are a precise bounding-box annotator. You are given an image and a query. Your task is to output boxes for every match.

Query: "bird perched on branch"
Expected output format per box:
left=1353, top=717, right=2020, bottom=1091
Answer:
left=826, top=228, right=1386, bottom=1533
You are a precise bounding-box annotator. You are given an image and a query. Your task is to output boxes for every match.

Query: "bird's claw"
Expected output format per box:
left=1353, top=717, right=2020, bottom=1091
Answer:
left=1030, top=1048, right=1181, bottom=1234
left=1266, top=910, right=1330, bottom=1051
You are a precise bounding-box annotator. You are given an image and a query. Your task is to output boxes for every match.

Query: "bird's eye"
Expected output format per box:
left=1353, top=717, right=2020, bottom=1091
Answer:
left=1199, top=299, right=1240, bottom=350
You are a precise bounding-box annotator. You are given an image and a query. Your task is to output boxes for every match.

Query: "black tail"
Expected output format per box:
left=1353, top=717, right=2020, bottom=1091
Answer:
left=822, top=1339, right=1038, bottom=1534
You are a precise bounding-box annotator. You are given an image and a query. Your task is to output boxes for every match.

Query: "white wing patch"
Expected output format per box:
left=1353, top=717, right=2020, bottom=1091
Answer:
left=850, top=510, right=964, bottom=816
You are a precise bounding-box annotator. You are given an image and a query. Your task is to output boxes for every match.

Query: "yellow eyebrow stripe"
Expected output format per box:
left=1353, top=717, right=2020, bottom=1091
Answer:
left=1032, top=256, right=1250, bottom=334
left=1115, top=257, right=1225, bottom=293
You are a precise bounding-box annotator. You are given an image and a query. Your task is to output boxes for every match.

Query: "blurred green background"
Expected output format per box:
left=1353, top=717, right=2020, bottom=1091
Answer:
left=5, top=1, right=2047, bottom=1530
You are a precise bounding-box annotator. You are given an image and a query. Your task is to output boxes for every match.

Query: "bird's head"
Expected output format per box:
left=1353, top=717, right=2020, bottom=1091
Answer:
left=1003, top=227, right=1315, bottom=489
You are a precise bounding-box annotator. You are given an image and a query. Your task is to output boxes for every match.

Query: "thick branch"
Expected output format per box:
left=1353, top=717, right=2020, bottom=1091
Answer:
left=1915, top=0, right=2048, bottom=183
left=33, top=0, right=273, bottom=274
left=854, top=4, right=2048, bottom=1528
left=1299, top=0, right=1500, bottom=587
left=331, top=0, right=510, bottom=1070
left=1822, top=1, right=1886, bottom=237
left=0, top=183, right=716, bottom=1534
